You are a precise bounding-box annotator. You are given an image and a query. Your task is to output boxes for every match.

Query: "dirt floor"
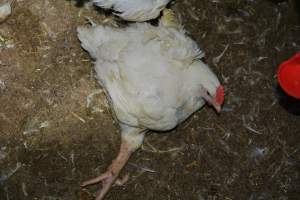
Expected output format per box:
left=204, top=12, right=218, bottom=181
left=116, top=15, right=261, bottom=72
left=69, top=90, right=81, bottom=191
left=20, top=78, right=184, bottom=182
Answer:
left=0, top=0, right=299, bottom=199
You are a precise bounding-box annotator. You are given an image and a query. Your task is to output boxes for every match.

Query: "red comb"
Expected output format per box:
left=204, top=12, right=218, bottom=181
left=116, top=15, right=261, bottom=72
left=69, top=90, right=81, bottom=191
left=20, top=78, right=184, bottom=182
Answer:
left=216, top=86, right=225, bottom=105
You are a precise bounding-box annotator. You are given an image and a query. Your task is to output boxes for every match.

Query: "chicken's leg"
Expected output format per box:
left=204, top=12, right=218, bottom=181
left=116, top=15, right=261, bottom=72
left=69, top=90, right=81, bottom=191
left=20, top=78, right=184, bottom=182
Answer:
left=81, top=126, right=145, bottom=200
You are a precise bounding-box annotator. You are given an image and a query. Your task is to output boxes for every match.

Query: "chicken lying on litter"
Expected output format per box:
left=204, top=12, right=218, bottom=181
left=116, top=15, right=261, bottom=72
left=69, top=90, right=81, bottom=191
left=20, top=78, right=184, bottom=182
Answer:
left=92, top=0, right=171, bottom=21
left=77, top=9, right=224, bottom=200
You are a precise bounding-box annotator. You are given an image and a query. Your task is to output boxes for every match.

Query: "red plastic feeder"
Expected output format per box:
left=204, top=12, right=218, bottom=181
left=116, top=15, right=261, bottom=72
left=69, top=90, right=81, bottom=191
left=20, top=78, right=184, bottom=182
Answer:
left=277, top=52, right=300, bottom=99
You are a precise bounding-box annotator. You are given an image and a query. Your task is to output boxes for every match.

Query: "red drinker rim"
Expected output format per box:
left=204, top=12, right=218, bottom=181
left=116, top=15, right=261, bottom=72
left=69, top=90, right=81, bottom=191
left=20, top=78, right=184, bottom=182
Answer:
left=277, top=52, right=300, bottom=99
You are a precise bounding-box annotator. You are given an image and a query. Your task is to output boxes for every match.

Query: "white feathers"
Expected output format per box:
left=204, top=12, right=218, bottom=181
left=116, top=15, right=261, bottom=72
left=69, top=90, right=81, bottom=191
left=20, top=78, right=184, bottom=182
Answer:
left=77, top=22, right=221, bottom=131
left=92, top=0, right=171, bottom=21
left=76, top=5, right=223, bottom=199
left=0, top=0, right=14, bottom=23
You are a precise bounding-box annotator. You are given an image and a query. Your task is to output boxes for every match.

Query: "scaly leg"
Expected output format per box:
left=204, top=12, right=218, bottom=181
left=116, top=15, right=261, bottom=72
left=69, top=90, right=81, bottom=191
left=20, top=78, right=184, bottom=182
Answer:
left=81, top=142, right=132, bottom=200
left=81, top=126, right=145, bottom=200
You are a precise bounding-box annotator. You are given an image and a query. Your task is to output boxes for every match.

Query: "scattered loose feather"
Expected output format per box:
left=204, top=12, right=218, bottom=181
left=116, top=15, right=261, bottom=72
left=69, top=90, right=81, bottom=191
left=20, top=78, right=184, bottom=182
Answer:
left=0, top=0, right=14, bottom=23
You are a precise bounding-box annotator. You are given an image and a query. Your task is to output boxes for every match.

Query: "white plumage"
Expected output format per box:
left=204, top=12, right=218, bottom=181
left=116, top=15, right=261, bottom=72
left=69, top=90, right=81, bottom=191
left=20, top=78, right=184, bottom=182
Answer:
left=0, top=0, right=14, bottom=23
left=77, top=10, right=224, bottom=200
left=78, top=23, right=220, bottom=132
left=92, top=0, right=171, bottom=21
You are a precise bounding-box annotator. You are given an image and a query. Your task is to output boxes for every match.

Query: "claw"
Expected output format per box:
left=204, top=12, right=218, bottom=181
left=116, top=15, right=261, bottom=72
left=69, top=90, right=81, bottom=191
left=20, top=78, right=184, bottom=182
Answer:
left=114, top=173, right=129, bottom=186
left=81, top=142, right=133, bottom=200
left=80, top=172, right=112, bottom=187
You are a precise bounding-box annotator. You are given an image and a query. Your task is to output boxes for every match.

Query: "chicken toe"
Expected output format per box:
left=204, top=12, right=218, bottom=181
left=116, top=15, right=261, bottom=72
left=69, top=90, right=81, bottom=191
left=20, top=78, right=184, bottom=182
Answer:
left=81, top=142, right=133, bottom=200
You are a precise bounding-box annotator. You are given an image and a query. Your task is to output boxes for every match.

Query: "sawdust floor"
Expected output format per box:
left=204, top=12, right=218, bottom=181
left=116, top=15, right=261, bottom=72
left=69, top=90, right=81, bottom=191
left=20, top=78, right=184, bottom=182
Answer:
left=0, top=0, right=299, bottom=199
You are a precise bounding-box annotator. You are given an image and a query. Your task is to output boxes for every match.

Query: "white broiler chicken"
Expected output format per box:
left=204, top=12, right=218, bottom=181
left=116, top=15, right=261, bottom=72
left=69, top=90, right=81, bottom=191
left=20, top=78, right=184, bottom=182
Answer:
left=92, top=0, right=171, bottom=21
left=77, top=9, right=224, bottom=200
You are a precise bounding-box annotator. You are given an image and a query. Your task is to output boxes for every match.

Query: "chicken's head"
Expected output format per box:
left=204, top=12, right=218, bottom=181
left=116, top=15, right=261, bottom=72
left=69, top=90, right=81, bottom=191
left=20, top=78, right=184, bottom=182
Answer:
left=201, top=85, right=224, bottom=113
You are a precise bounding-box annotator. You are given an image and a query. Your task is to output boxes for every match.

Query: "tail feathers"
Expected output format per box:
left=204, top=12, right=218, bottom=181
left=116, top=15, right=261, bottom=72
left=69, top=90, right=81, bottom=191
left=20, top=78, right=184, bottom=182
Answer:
left=77, top=26, right=128, bottom=62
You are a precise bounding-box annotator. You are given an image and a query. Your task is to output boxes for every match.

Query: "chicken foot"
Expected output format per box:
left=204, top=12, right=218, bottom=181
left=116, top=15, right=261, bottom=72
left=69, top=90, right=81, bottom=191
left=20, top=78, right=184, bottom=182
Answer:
left=81, top=142, right=132, bottom=200
left=81, top=126, right=145, bottom=200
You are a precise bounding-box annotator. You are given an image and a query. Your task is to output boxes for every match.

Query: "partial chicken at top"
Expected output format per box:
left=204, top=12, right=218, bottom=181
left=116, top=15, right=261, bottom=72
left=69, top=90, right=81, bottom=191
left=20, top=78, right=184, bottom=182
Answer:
left=77, top=9, right=224, bottom=200
left=92, top=0, right=171, bottom=21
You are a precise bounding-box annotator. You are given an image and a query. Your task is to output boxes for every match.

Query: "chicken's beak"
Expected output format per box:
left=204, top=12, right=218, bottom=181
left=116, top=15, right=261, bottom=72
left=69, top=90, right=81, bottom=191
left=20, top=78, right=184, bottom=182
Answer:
left=207, top=101, right=222, bottom=113
left=202, top=91, right=222, bottom=113
left=213, top=103, right=222, bottom=113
